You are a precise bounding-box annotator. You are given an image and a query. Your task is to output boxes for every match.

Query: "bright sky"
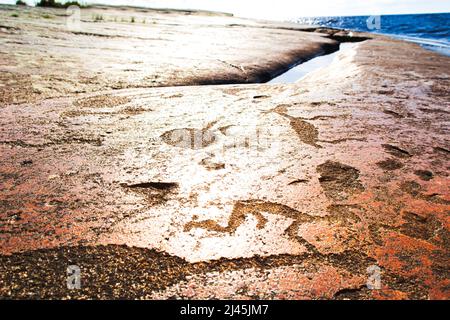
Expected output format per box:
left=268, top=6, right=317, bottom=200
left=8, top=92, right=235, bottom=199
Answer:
left=2, top=0, right=450, bottom=19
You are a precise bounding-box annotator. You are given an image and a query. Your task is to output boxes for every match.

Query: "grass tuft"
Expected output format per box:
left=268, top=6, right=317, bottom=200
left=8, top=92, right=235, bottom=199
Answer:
left=93, top=14, right=103, bottom=22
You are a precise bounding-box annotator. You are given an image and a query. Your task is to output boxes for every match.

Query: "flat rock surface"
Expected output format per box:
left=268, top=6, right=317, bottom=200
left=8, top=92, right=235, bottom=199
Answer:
left=0, top=4, right=336, bottom=104
left=0, top=5, right=449, bottom=299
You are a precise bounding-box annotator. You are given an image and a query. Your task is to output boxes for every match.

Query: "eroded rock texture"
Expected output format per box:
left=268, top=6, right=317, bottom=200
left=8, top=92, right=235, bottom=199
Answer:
left=0, top=5, right=449, bottom=299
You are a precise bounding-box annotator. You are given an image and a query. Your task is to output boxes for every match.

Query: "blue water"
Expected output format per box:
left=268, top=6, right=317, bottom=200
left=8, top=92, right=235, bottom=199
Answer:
left=294, top=13, right=450, bottom=56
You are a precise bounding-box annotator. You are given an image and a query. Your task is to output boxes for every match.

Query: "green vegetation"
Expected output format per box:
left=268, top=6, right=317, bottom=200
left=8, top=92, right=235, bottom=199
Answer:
left=36, top=1, right=87, bottom=8
left=92, top=14, right=103, bottom=22
left=131, top=16, right=135, bottom=23
left=16, top=0, right=27, bottom=5
left=11, top=13, right=19, bottom=17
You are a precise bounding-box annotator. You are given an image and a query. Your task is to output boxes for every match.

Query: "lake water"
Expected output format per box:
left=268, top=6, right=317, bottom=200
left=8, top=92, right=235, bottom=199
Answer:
left=293, top=13, right=450, bottom=56
left=269, top=43, right=356, bottom=84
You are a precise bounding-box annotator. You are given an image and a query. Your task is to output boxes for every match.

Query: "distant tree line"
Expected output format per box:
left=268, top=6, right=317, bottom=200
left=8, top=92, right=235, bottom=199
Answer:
left=35, top=0, right=87, bottom=8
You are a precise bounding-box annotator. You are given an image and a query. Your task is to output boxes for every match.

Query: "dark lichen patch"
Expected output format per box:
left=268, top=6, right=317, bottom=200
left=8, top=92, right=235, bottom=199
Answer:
left=0, top=24, right=20, bottom=34
left=161, top=128, right=216, bottom=149
left=382, top=144, right=411, bottom=158
left=121, top=106, right=147, bottom=115
left=414, top=170, right=433, bottom=181
left=399, top=180, right=449, bottom=205
left=333, top=285, right=370, bottom=300
left=0, top=244, right=378, bottom=299
left=20, top=159, right=33, bottom=166
left=418, top=108, right=450, bottom=115
left=167, top=93, right=183, bottom=98
left=121, top=182, right=178, bottom=205
left=71, top=31, right=113, bottom=38
left=2, top=134, right=103, bottom=147
left=122, top=182, right=178, bottom=190
left=288, top=117, right=321, bottom=148
left=0, top=71, right=37, bottom=105
left=317, top=161, right=364, bottom=200
left=324, top=250, right=377, bottom=275
left=320, top=137, right=366, bottom=144
left=433, top=146, right=450, bottom=155
left=430, top=82, right=450, bottom=98
left=0, top=245, right=190, bottom=299
left=267, top=106, right=321, bottom=148
left=218, top=125, right=233, bottom=135
left=430, top=251, right=450, bottom=282
left=221, top=88, right=242, bottom=96
left=383, top=109, right=404, bottom=118
left=74, top=95, right=130, bottom=108
left=326, top=204, right=362, bottom=223
left=376, top=158, right=404, bottom=171
left=60, top=136, right=103, bottom=146
left=400, top=212, right=440, bottom=241
left=199, top=158, right=225, bottom=170
left=400, top=181, right=422, bottom=197
left=309, top=101, right=325, bottom=107
left=269, top=104, right=289, bottom=115
left=287, top=179, right=308, bottom=185
left=379, top=273, right=430, bottom=300
left=377, top=89, right=395, bottom=95
left=304, top=115, right=343, bottom=121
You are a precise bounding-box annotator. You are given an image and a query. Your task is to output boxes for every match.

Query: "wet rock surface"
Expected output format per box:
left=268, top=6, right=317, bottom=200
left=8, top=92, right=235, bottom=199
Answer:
left=0, top=5, right=449, bottom=300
